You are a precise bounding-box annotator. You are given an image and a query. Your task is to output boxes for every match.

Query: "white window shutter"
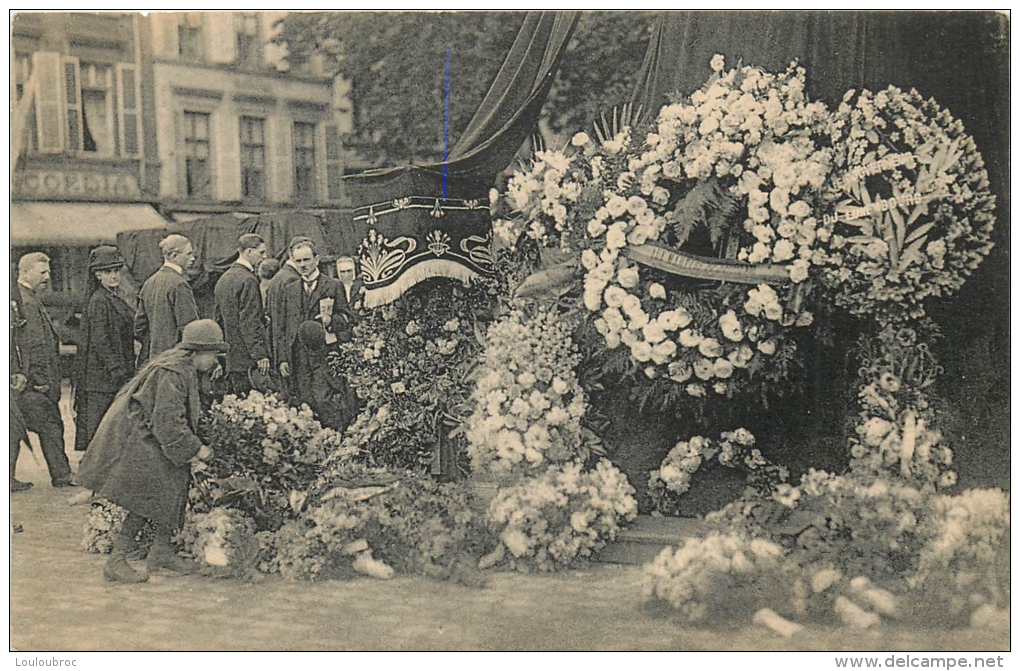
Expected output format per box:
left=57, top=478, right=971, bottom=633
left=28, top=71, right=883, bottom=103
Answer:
left=116, top=63, right=142, bottom=157
left=33, top=51, right=64, bottom=154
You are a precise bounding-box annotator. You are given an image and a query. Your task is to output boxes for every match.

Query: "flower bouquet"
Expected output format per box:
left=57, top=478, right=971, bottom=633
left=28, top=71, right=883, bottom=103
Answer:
left=641, top=532, right=791, bottom=625
left=179, top=507, right=261, bottom=579
left=464, top=307, right=592, bottom=481
left=195, top=390, right=358, bottom=531
left=485, top=459, right=637, bottom=572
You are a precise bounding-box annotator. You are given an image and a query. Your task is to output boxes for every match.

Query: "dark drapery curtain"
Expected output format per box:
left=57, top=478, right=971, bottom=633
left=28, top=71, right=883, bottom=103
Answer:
left=342, top=11, right=580, bottom=308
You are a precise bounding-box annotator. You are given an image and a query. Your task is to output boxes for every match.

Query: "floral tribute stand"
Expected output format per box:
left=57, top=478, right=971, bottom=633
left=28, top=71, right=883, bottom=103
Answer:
left=493, top=53, right=1005, bottom=631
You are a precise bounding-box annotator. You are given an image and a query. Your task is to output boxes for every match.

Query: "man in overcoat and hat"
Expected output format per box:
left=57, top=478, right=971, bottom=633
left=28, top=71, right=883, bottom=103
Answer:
left=77, top=319, right=225, bottom=583
left=213, top=233, right=270, bottom=396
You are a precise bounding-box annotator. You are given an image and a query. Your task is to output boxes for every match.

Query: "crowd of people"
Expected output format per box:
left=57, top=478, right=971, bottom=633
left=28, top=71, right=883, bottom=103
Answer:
left=10, top=233, right=365, bottom=583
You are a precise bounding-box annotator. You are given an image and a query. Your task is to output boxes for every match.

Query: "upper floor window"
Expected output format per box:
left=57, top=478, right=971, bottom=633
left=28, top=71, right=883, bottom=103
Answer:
left=293, top=121, right=317, bottom=203
left=236, top=13, right=261, bottom=68
left=179, top=13, right=204, bottom=61
left=240, top=116, right=266, bottom=200
left=183, top=111, right=212, bottom=197
left=22, top=52, right=140, bottom=158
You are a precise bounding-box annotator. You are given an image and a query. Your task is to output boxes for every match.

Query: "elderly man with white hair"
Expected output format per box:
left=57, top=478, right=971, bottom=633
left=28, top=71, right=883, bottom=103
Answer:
left=13, top=252, right=74, bottom=488
left=134, top=234, right=200, bottom=366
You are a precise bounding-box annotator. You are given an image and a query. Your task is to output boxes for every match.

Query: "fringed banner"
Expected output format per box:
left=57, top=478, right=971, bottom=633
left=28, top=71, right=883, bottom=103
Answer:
left=353, top=194, right=495, bottom=308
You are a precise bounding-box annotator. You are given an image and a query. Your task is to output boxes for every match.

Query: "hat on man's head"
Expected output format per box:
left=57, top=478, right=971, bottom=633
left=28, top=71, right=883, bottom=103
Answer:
left=88, top=245, right=125, bottom=272
left=179, top=319, right=229, bottom=353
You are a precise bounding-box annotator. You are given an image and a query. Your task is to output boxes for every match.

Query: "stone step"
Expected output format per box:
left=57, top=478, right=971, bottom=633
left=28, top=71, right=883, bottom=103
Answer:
left=595, top=515, right=708, bottom=566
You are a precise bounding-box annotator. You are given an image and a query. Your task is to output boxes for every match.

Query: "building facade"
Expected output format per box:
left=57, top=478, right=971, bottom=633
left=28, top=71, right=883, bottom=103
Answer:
left=10, top=11, right=351, bottom=333
left=11, top=11, right=351, bottom=224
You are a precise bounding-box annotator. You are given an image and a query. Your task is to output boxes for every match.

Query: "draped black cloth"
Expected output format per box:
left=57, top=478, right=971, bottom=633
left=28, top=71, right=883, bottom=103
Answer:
left=342, top=11, right=580, bottom=307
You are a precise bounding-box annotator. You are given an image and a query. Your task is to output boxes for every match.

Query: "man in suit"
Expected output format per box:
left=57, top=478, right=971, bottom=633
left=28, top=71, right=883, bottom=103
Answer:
left=13, top=252, right=74, bottom=487
left=275, top=238, right=354, bottom=401
left=265, top=237, right=305, bottom=375
left=134, top=234, right=199, bottom=366
left=214, top=233, right=270, bottom=396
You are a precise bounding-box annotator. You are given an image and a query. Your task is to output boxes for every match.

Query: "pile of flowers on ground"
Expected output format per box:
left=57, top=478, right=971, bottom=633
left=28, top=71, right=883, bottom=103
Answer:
left=465, top=307, right=590, bottom=479
left=648, top=428, right=789, bottom=516
left=81, top=498, right=151, bottom=554
left=486, top=459, right=637, bottom=571
left=259, top=465, right=486, bottom=582
left=331, top=274, right=504, bottom=474
left=642, top=532, right=791, bottom=625
left=193, top=390, right=359, bottom=531
left=178, top=507, right=261, bottom=578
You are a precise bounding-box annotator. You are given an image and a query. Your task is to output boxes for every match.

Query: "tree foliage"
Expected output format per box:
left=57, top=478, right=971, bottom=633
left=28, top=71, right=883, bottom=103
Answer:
left=275, top=11, right=659, bottom=170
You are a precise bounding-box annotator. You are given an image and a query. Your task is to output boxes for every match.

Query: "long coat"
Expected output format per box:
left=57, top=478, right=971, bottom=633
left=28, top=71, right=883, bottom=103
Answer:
left=213, top=263, right=269, bottom=374
left=73, top=286, right=136, bottom=451
left=264, top=263, right=302, bottom=367
left=17, top=283, right=62, bottom=404
left=77, top=347, right=204, bottom=530
left=134, top=265, right=199, bottom=366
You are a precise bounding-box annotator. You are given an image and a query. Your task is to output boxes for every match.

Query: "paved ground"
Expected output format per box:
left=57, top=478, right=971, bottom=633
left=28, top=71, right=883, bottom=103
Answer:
left=8, top=388, right=1009, bottom=652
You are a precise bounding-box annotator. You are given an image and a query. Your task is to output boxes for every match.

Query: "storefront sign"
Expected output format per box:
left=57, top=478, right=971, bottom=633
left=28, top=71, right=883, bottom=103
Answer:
left=14, top=169, right=140, bottom=200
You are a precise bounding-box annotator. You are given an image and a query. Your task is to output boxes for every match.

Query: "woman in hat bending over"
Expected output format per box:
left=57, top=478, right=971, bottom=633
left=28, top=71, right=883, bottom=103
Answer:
left=73, top=245, right=137, bottom=452
left=77, top=319, right=225, bottom=583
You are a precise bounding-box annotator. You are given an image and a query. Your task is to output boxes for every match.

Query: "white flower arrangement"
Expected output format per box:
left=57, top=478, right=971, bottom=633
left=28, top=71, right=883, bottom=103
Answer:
left=465, top=308, right=589, bottom=479
left=641, top=532, right=790, bottom=625
left=181, top=507, right=260, bottom=577
left=819, top=85, right=995, bottom=323
left=486, top=459, right=637, bottom=572
left=648, top=428, right=788, bottom=515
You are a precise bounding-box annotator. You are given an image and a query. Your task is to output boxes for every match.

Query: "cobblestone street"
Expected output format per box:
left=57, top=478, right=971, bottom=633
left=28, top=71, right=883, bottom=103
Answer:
left=9, top=440, right=1008, bottom=652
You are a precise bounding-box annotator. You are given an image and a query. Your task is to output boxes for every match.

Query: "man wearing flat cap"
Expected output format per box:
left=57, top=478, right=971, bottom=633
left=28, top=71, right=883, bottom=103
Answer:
left=77, top=319, right=226, bottom=584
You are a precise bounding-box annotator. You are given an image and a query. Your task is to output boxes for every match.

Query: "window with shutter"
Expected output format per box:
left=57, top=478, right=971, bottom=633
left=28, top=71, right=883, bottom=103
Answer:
left=62, top=58, right=84, bottom=153
left=33, top=51, right=64, bottom=154
left=116, top=64, right=142, bottom=157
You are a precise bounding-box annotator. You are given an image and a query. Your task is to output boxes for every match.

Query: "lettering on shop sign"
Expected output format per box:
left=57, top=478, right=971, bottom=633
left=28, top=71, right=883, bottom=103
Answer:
left=14, top=169, right=140, bottom=200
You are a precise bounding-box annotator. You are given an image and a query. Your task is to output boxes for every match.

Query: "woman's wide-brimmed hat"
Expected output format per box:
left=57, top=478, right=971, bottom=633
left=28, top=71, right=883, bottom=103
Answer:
left=88, top=245, right=125, bottom=272
left=179, top=319, right=229, bottom=353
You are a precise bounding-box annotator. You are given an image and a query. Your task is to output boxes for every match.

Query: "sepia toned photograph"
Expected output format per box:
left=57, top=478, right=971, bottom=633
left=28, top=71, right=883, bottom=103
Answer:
left=8, top=10, right=1010, bottom=655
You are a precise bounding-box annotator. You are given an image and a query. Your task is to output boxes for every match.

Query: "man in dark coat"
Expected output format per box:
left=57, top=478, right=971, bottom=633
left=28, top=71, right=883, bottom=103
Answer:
left=275, top=238, right=354, bottom=402
left=134, top=234, right=199, bottom=366
left=73, top=246, right=137, bottom=451
left=264, top=237, right=305, bottom=374
left=213, top=233, right=270, bottom=396
left=13, top=252, right=74, bottom=487
left=10, top=278, right=32, bottom=492
left=77, top=319, right=226, bottom=584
